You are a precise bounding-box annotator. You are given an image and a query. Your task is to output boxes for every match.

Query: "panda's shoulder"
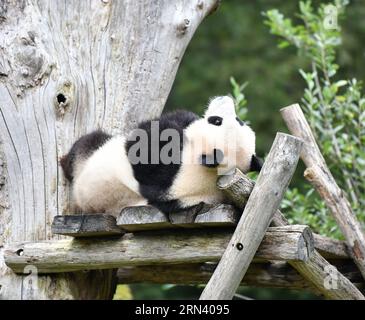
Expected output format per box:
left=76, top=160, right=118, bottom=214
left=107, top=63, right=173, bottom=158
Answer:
left=160, top=110, right=199, bottom=129
left=136, top=110, right=199, bottom=132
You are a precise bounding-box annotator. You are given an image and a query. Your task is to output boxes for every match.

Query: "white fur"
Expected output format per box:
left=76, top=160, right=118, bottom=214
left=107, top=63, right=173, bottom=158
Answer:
left=73, top=136, right=146, bottom=216
left=168, top=96, right=256, bottom=207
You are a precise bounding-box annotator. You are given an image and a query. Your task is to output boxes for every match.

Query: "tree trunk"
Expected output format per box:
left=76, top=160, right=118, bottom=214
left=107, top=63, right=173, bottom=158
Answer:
left=0, top=0, right=218, bottom=299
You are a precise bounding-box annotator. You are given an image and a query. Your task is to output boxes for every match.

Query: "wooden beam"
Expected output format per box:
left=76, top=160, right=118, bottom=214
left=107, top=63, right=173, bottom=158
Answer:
left=117, top=261, right=364, bottom=293
left=52, top=214, right=124, bottom=237
left=118, top=262, right=314, bottom=290
left=292, top=252, right=365, bottom=300
left=281, top=104, right=365, bottom=280
left=313, top=233, right=349, bottom=260
left=200, top=132, right=303, bottom=300
left=4, top=226, right=313, bottom=274
left=218, top=168, right=365, bottom=300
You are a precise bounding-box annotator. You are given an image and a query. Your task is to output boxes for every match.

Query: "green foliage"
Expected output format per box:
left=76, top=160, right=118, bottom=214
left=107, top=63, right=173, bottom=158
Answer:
left=230, top=76, right=249, bottom=121
left=113, top=285, right=133, bottom=300
left=265, top=0, right=365, bottom=237
left=282, top=187, right=342, bottom=238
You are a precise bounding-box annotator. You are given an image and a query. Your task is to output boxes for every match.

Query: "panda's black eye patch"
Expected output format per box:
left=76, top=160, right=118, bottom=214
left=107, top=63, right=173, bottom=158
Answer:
left=208, top=116, right=223, bottom=126
left=236, top=117, right=245, bottom=126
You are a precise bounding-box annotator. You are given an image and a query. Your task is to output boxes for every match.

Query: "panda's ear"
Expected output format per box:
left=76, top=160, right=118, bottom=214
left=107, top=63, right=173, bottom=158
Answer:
left=204, top=96, right=235, bottom=118
left=249, top=155, right=263, bottom=172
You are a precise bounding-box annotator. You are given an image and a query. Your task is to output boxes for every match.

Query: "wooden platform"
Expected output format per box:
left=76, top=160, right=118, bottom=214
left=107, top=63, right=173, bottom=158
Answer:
left=51, top=203, right=240, bottom=237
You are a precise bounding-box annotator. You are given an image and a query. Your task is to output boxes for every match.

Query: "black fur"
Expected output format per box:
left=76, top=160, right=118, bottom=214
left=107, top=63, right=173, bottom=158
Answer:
left=207, top=116, right=223, bottom=126
left=200, top=148, right=224, bottom=168
left=235, top=117, right=245, bottom=126
left=250, top=154, right=263, bottom=172
left=60, top=130, right=111, bottom=182
left=125, top=110, right=199, bottom=213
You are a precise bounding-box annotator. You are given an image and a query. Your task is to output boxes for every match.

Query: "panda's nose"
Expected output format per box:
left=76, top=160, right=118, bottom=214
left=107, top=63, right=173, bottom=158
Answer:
left=199, top=148, right=224, bottom=168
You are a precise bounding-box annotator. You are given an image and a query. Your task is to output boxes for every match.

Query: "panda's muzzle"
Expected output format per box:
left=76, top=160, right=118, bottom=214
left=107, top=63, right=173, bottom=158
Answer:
left=199, top=148, right=224, bottom=168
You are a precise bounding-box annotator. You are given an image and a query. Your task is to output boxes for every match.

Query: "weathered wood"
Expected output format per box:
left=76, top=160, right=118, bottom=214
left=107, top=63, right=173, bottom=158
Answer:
left=117, top=261, right=364, bottom=292
left=293, top=252, right=365, bottom=300
left=117, top=206, right=172, bottom=232
left=118, top=262, right=314, bottom=290
left=117, top=204, right=239, bottom=232
left=52, top=214, right=123, bottom=237
left=215, top=161, right=364, bottom=300
left=200, top=132, right=303, bottom=300
left=168, top=204, right=206, bottom=227
left=281, top=104, right=365, bottom=280
left=0, top=0, right=220, bottom=299
left=194, top=204, right=239, bottom=227
left=314, top=234, right=349, bottom=260
left=218, top=169, right=351, bottom=260
left=218, top=168, right=292, bottom=229
left=4, top=226, right=314, bottom=274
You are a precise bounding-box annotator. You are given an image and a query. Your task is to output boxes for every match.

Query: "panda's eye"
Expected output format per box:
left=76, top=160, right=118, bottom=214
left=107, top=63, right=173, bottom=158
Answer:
left=236, top=117, right=245, bottom=126
left=208, top=116, right=223, bottom=126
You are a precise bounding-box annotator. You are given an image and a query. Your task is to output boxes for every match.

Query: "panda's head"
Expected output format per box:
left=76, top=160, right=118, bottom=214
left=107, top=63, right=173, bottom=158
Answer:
left=185, top=96, right=261, bottom=175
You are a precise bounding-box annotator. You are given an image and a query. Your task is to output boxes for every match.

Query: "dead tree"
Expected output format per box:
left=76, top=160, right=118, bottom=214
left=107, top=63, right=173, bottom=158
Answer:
left=0, top=0, right=219, bottom=300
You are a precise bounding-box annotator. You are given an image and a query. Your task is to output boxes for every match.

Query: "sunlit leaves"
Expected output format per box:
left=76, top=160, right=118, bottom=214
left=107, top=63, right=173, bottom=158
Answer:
left=264, top=1, right=364, bottom=237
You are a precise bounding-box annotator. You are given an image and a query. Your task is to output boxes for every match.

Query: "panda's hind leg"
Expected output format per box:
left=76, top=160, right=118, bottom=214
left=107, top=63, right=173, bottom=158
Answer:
left=60, top=130, right=112, bottom=182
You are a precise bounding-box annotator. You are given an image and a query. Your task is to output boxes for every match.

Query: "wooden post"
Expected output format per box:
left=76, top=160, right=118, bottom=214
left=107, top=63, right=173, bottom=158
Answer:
left=281, top=104, right=365, bottom=280
left=200, top=132, right=303, bottom=300
left=217, top=168, right=365, bottom=300
left=0, top=0, right=219, bottom=299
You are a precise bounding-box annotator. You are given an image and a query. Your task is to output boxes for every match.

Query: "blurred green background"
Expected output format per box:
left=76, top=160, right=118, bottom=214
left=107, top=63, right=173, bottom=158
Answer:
left=119, top=0, right=365, bottom=300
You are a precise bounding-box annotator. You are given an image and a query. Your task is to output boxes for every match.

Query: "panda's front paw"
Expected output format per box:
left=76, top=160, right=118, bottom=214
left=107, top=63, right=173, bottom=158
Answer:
left=199, top=148, right=224, bottom=168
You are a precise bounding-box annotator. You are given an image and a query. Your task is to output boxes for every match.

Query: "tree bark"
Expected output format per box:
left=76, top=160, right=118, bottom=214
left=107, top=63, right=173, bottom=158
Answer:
left=0, top=0, right=219, bottom=299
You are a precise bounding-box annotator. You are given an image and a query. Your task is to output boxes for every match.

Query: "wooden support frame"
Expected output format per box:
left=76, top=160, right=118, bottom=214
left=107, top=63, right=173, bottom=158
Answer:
left=281, top=104, right=365, bottom=280
left=216, top=167, right=365, bottom=300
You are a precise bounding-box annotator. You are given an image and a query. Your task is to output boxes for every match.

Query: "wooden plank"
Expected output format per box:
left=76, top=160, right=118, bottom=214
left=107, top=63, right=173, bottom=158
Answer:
left=117, top=261, right=364, bottom=293
left=194, top=204, right=239, bottom=227
left=281, top=104, right=365, bottom=280
left=200, top=132, right=303, bottom=300
left=117, top=204, right=239, bottom=231
left=214, top=157, right=364, bottom=300
left=168, top=203, right=206, bottom=228
left=117, top=206, right=172, bottom=232
left=52, top=214, right=124, bottom=237
left=4, top=226, right=314, bottom=274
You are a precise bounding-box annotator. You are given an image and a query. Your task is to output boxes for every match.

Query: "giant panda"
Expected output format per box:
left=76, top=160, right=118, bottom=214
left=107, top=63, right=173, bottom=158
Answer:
left=60, top=96, right=262, bottom=216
